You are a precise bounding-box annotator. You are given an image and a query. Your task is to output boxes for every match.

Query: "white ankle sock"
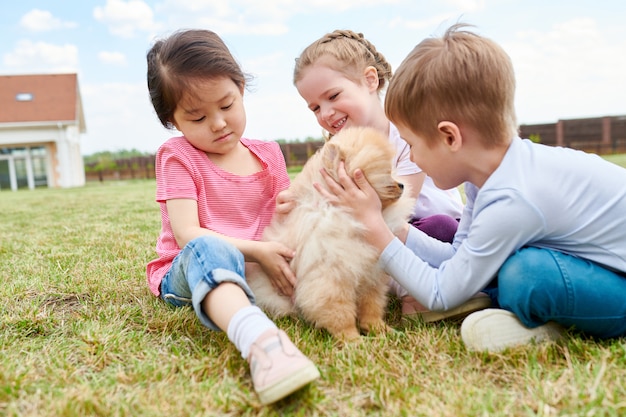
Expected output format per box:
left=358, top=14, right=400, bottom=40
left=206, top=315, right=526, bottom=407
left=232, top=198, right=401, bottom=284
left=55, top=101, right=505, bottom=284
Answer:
left=227, top=305, right=277, bottom=359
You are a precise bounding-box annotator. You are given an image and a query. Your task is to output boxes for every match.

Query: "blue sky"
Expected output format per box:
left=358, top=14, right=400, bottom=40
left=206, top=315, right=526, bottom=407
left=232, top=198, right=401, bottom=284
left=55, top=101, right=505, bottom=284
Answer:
left=1, top=0, right=625, bottom=155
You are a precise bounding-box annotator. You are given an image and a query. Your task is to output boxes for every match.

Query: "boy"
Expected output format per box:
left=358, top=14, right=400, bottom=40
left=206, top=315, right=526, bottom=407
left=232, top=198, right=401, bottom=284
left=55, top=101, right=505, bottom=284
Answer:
left=316, top=23, right=626, bottom=352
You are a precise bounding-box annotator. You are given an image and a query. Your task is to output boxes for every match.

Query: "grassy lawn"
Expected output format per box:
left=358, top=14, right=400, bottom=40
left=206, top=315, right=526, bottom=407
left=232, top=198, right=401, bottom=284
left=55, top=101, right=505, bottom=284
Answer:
left=602, top=152, right=626, bottom=167
left=1, top=154, right=626, bottom=416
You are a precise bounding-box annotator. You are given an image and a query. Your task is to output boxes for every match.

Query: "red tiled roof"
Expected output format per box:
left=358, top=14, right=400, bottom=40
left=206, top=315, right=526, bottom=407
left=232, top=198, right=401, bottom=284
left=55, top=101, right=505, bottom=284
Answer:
left=0, top=73, right=82, bottom=124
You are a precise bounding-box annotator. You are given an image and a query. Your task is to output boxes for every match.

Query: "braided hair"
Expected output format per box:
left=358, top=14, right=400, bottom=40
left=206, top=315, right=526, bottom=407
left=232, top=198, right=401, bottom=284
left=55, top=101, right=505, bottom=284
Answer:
left=293, top=29, right=392, bottom=93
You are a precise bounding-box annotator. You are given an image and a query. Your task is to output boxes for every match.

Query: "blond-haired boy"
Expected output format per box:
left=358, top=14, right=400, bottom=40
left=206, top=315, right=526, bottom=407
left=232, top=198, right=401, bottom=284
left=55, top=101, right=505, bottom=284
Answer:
left=318, top=24, right=626, bottom=352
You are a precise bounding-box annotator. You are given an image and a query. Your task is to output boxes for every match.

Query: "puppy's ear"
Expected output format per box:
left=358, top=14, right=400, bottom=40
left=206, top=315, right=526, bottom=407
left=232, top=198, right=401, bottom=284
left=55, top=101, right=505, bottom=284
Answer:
left=322, top=141, right=342, bottom=175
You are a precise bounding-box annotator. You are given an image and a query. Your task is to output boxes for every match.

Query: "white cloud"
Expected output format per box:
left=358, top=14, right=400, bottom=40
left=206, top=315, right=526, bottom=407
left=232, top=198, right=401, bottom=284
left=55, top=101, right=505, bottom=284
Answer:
left=241, top=52, right=285, bottom=79
left=19, top=9, right=78, bottom=32
left=443, top=0, right=486, bottom=12
left=93, top=0, right=160, bottom=38
left=6, top=1, right=616, bottom=155
left=192, top=17, right=288, bottom=36
left=244, top=91, right=321, bottom=142
left=98, top=51, right=127, bottom=66
left=2, top=40, right=78, bottom=73
left=155, top=0, right=289, bottom=36
left=251, top=0, right=400, bottom=13
left=388, top=14, right=458, bottom=31
left=154, top=0, right=400, bottom=36
left=506, top=18, right=626, bottom=123
left=81, top=81, right=171, bottom=154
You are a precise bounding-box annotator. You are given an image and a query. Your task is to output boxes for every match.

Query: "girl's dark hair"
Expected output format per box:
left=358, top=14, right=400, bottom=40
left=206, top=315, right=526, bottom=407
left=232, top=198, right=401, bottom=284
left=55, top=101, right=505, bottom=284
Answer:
left=147, top=29, right=250, bottom=129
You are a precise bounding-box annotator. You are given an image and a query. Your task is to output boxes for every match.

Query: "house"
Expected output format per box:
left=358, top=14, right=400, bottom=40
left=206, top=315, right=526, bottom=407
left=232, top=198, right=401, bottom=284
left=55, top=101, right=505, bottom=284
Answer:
left=0, top=73, right=86, bottom=191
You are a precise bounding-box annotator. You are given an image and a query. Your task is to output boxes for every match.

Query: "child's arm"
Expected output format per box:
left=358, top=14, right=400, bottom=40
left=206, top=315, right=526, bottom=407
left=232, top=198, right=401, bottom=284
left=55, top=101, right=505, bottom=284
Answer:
left=314, top=161, right=401, bottom=251
left=166, top=198, right=297, bottom=296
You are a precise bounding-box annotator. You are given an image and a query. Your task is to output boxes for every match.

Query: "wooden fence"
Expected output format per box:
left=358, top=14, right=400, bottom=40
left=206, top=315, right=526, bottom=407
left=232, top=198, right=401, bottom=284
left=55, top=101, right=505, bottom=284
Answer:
left=85, top=114, right=626, bottom=182
left=85, top=156, right=155, bottom=182
left=519, top=115, right=626, bottom=154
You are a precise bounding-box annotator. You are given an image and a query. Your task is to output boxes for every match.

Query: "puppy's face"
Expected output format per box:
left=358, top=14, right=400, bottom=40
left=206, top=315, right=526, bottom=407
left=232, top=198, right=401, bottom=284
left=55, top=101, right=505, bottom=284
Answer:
left=322, top=127, right=404, bottom=208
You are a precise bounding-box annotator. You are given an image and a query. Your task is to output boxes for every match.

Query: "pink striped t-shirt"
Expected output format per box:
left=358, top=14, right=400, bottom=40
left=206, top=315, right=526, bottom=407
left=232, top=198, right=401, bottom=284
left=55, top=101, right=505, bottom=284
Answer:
left=146, top=136, right=290, bottom=296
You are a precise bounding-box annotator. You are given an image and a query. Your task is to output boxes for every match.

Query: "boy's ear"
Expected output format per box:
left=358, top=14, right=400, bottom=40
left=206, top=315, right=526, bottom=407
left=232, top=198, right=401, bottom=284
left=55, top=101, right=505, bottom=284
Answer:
left=437, top=121, right=462, bottom=151
left=363, top=66, right=379, bottom=92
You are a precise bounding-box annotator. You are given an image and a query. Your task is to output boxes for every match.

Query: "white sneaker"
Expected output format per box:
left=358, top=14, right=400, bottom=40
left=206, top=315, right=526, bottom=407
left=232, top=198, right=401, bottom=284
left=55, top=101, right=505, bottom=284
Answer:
left=461, top=309, right=565, bottom=352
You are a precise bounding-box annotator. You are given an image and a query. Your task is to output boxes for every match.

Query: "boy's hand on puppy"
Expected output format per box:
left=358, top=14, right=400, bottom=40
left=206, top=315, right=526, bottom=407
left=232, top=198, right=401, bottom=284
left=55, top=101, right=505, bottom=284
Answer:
left=315, top=160, right=396, bottom=251
left=315, top=160, right=382, bottom=223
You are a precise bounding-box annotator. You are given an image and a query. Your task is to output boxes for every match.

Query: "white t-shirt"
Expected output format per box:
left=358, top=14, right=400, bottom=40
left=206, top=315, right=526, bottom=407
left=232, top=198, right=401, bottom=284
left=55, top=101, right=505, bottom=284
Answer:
left=388, top=123, right=464, bottom=219
left=381, top=137, right=626, bottom=311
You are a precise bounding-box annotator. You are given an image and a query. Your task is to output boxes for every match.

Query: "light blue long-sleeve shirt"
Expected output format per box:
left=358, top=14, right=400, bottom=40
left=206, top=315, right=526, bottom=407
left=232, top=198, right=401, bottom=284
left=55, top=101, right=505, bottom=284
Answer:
left=380, top=137, right=626, bottom=311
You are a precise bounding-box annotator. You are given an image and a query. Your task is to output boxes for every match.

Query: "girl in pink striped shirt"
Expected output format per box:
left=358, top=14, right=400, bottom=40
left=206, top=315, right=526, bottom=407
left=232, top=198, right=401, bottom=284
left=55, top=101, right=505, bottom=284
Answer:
left=146, top=29, right=318, bottom=405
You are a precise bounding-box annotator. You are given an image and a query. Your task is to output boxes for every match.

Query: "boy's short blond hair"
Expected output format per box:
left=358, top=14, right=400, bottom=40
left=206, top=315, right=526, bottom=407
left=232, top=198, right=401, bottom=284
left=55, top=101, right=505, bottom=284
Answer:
left=385, top=23, right=518, bottom=147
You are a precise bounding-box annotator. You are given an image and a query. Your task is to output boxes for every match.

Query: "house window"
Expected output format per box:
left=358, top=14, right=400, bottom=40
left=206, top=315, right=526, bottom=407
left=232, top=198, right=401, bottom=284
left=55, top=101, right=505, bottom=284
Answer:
left=0, top=159, right=9, bottom=190
left=0, top=146, right=48, bottom=191
left=15, top=93, right=34, bottom=101
left=14, top=156, right=29, bottom=189
left=32, top=147, right=48, bottom=187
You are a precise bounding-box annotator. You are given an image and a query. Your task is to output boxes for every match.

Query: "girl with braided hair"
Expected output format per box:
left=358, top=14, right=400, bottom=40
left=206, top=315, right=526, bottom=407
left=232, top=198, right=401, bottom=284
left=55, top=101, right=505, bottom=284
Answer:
left=290, top=29, right=491, bottom=323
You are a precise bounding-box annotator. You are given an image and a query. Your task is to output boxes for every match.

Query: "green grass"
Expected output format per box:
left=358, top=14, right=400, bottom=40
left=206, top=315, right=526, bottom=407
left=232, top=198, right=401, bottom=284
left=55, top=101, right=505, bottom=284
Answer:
left=1, top=154, right=626, bottom=416
left=602, top=152, right=626, bottom=167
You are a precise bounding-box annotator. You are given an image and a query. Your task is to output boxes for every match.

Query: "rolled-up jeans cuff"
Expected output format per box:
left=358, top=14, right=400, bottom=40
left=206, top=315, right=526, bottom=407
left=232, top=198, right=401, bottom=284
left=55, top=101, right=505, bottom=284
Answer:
left=191, top=269, right=256, bottom=330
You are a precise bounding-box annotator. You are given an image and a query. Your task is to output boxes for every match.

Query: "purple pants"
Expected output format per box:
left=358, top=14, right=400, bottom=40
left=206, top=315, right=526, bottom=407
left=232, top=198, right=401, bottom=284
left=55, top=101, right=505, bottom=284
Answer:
left=410, top=214, right=459, bottom=243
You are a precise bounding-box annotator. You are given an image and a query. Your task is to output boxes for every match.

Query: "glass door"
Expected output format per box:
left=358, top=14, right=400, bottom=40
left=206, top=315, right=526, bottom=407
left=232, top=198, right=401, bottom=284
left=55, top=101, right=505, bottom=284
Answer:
left=0, top=159, right=10, bottom=190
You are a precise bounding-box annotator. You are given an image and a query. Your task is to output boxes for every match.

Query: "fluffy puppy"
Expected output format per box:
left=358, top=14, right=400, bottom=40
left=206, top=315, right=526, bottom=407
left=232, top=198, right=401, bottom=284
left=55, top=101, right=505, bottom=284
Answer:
left=247, top=126, right=415, bottom=341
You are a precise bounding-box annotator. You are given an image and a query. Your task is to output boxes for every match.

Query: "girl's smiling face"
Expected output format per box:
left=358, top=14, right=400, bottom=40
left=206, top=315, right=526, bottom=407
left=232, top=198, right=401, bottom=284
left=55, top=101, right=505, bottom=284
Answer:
left=295, top=62, right=379, bottom=136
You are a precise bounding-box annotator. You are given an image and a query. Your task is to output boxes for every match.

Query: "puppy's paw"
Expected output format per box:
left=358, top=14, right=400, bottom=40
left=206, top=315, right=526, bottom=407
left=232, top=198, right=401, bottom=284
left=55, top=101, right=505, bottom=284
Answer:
left=359, top=319, right=391, bottom=336
left=330, top=326, right=361, bottom=342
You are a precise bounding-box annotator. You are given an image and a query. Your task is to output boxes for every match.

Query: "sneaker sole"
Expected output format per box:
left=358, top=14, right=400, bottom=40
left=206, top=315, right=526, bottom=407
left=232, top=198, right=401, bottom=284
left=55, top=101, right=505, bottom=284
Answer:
left=257, top=362, right=321, bottom=405
left=461, top=308, right=565, bottom=352
left=404, top=295, right=492, bottom=324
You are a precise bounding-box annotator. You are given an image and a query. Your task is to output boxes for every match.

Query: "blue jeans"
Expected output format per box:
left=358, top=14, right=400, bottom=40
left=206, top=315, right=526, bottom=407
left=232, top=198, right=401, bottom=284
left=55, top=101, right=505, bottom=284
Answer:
left=496, top=246, right=626, bottom=339
left=160, top=235, right=255, bottom=331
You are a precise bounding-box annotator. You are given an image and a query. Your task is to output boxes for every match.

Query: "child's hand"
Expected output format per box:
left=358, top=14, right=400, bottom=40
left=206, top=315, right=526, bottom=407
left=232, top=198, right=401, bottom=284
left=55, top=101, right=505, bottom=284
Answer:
left=255, top=241, right=296, bottom=297
left=275, top=189, right=296, bottom=216
left=315, top=161, right=395, bottom=250
left=315, top=161, right=383, bottom=226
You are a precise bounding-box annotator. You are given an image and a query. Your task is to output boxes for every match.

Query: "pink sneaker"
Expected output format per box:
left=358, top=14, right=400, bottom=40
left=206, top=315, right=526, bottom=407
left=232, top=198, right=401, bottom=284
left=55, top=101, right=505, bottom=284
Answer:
left=248, top=329, right=320, bottom=405
left=402, top=292, right=492, bottom=323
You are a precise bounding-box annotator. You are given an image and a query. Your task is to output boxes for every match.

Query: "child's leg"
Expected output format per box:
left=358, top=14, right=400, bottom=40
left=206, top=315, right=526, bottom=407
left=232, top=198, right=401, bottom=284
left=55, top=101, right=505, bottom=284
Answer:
left=160, top=235, right=319, bottom=404
left=162, top=236, right=274, bottom=352
left=498, top=246, right=626, bottom=338
left=410, top=214, right=459, bottom=243
left=161, top=234, right=257, bottom=331
left=204, top=282, right=273, bottom=356
left=215, top=288, right=320, bottom=405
